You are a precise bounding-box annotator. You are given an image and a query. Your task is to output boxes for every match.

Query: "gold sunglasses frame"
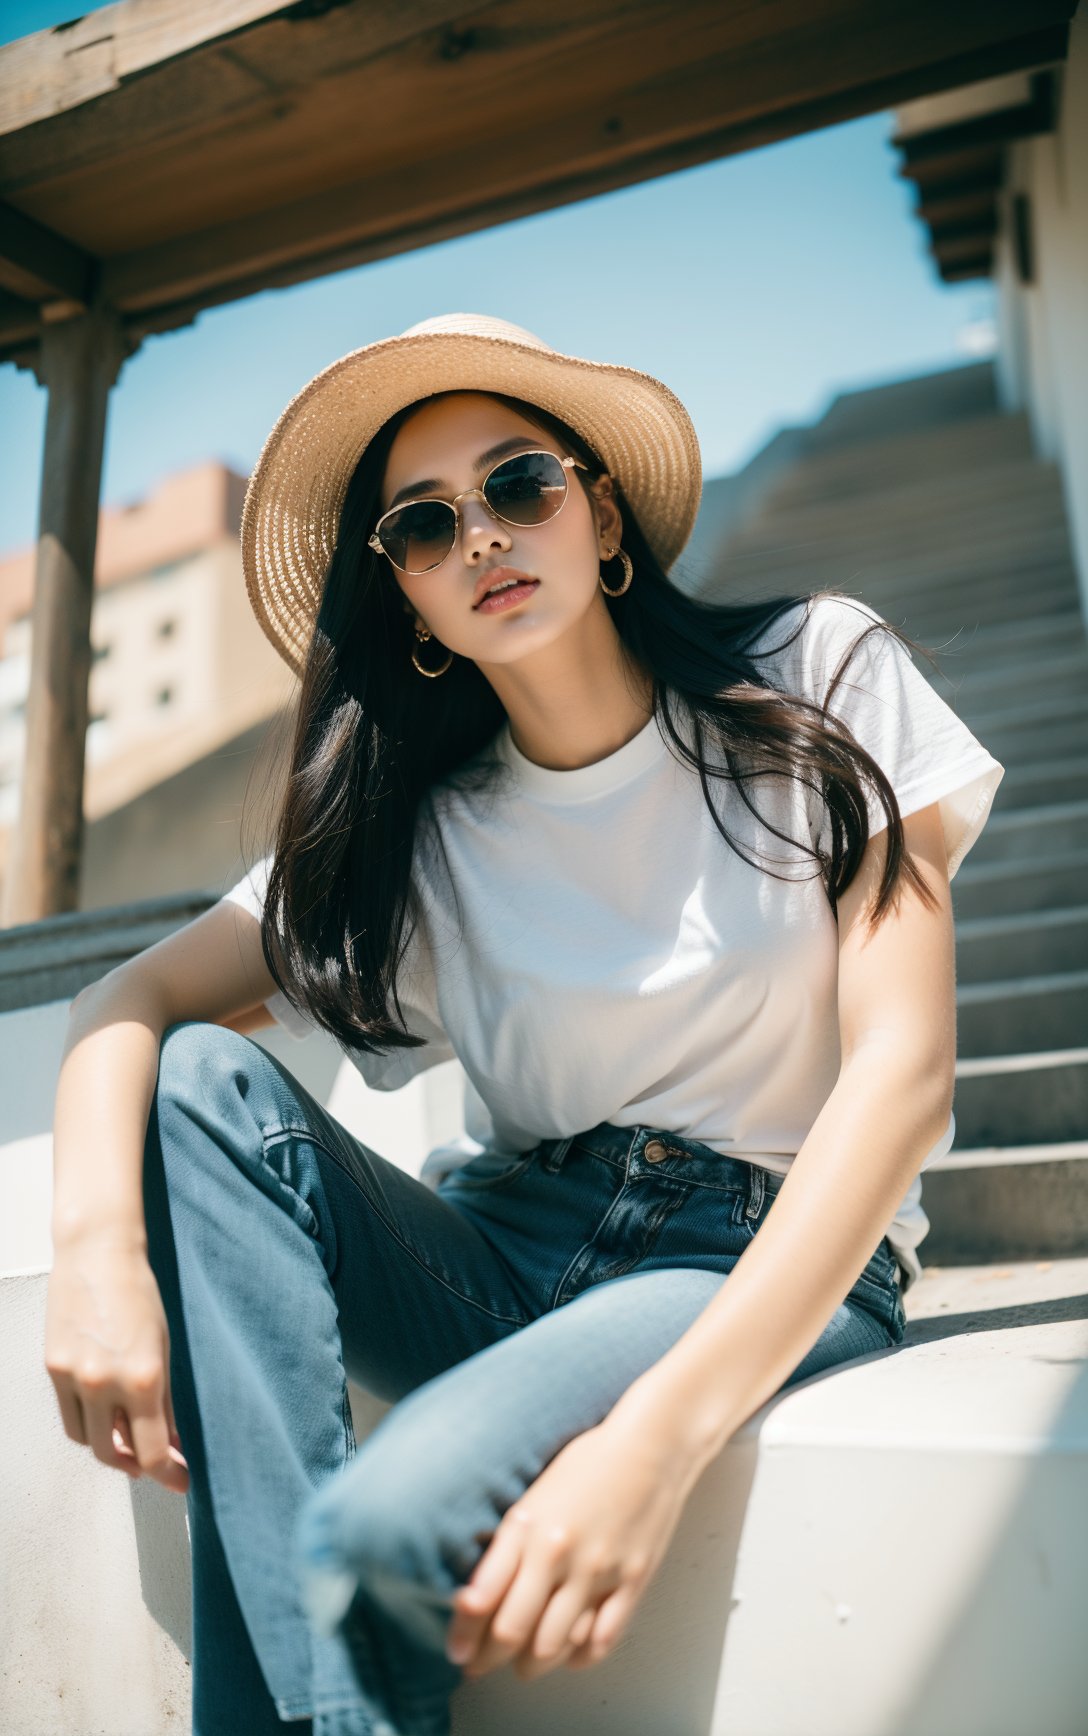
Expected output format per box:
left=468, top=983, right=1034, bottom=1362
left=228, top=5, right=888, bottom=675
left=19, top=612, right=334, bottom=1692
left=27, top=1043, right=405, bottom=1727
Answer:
left=368, top=449, right=588, bottom=574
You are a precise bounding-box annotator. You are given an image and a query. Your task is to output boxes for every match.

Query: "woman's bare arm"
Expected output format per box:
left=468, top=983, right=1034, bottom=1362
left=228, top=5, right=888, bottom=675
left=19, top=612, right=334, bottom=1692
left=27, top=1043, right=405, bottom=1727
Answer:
left=52, top=897, right=282, bottom=1248
left=45, top=898, right=284, bottom=1490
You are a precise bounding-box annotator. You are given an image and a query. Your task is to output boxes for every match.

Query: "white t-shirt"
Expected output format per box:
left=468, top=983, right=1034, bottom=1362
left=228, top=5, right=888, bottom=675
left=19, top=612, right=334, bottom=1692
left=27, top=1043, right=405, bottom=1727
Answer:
left=220, top=596, right=1005, bottom=1291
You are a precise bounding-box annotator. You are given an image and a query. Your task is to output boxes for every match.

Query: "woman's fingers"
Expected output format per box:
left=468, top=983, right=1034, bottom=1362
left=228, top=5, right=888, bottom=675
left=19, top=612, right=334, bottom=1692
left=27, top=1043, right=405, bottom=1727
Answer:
left=44, top=1245, right=189, bottom=1493
left=51, top=1379, right=88, bottom=1447
left=447, top=1521, right=524, bottom=1665
left=110, top=1407, right=143, bottom=1479
left=512, top=1578, right=604, bottom=1679
left=78, top=1380, right=146, bottom=1478
left=125, top=1379, right=190, bottom=1492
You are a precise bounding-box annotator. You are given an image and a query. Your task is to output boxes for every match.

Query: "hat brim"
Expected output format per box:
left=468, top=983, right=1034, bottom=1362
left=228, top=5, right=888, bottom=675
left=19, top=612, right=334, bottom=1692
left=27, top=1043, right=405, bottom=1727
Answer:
left=241, top=328, right=703, bottom=676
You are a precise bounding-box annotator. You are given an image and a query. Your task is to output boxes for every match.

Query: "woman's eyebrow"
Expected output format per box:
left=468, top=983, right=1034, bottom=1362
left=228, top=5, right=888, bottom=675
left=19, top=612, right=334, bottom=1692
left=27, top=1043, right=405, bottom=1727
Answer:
left=385, top=437, right=540, bottom=510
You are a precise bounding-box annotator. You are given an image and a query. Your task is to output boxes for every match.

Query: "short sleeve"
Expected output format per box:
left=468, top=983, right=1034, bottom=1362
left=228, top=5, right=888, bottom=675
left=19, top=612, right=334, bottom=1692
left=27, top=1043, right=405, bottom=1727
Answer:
left=796, top=597, right=1006, bottom=880
left=218, top=852, right=456, bottom=1087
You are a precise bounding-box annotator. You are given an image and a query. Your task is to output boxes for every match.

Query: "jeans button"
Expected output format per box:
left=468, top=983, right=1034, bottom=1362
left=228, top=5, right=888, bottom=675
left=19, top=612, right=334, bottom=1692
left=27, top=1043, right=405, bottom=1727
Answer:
left=644, top=1139, right=668, bottom=1163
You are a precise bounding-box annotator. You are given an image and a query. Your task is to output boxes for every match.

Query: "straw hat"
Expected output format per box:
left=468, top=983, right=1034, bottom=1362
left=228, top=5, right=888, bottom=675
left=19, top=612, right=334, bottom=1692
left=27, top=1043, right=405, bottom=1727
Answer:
left=240, top=311, right=704, bottom=676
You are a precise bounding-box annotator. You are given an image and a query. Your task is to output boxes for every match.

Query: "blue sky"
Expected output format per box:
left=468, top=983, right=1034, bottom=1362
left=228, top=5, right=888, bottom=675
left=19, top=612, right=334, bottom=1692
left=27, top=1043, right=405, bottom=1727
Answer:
left=0, top=1, right=995, bottom=558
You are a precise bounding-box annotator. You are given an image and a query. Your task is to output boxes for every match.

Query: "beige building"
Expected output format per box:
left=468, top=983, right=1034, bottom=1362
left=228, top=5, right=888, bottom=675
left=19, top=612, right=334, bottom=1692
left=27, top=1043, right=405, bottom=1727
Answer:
left=0, top=460, right=295, bottom=896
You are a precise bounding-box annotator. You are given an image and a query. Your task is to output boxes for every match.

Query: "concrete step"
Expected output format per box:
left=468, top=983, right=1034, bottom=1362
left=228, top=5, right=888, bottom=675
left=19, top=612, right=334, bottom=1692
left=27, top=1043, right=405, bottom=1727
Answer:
left=944, top=644, right=1088, bottom=696
left=735, top=486, right=1068, bottom=545
left=856, top=588, right=1078, bottom=644
left=964, top=798, right=1088, bottom=865
left=901, top=578, right=1080, bottom=628
left=952, top=1046, right=1088, bottom=1147
left=725, top=509, right=1074, bottom=567
left=772, top=437, right=1043, bottom=508
left=768, top=417, right=1034, bottom=503
left=980, top=723, right=1088, bottom=767
left=810, top=360, right=1000, bottom=441
left=733, top=582, right=1082, bottom=648
left=762, top=518, right=1075, bottom=578
left=927, top=609, right=1086, bottom=666
left=955, top=904, right=1088, bottom=983
left=746, top=459, right=1068, bottom=536
left=726, top=539, right=1078, bottom=599
left=953, top=852, right=1088, bottom=918
left=873, top=566, right=1078, bottom=624
left=991, top=757, right=1088, bottom=810
left=460, top=1252, right=1088, bottom=1736
left=959, top=694, right=1088, bottom=742
left=938, top=652, right=1088, bottom=712
left=956, top=970, right=1088, bottom=1057
left=920, top=1143, right=1088, bottom=1263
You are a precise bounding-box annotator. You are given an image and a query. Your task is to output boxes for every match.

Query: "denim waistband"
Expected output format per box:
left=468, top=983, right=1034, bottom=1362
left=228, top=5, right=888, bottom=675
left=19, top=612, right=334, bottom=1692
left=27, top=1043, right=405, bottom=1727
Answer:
left=532, top=1121, right=785, bottom=1222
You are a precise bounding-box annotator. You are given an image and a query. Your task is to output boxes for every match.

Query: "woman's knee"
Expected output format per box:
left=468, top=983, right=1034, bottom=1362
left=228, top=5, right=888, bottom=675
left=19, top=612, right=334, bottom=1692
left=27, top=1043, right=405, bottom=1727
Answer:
left=156, top=1017, right=261, bottom=1099
left=145, top=1019, right=284, bottom=1212
left=151, top=1018, right=285, bottom=1142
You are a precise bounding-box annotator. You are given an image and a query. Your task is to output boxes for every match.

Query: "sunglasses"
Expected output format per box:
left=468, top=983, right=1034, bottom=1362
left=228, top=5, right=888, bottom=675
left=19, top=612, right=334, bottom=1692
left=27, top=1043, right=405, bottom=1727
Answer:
left=368, top=448, right=589, bottom=575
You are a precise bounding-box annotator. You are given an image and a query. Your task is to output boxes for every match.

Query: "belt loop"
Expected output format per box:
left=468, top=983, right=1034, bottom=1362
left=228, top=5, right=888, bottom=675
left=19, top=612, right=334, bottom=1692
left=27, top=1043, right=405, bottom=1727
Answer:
left=744, top=1162, right=766, bottom=1220
left=541, top=1134, right=575, bottom=1174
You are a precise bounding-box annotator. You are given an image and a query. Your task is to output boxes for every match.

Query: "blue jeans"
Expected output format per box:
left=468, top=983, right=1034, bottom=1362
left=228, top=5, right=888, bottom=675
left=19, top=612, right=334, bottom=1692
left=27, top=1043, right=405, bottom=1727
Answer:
left=142, top=1020, right=907, bottom=1736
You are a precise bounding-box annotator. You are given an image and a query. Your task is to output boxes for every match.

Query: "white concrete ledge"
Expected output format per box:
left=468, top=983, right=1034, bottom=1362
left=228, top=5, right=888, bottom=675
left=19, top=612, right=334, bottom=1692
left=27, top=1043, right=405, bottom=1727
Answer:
left=4, top=1001, right=1087, bottom=1734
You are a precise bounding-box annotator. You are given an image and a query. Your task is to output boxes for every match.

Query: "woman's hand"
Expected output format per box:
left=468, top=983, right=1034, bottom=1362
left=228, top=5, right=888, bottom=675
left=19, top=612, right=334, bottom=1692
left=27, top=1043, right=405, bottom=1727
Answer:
left=44, top=1233, right=190, bottom=1495
left=445, top=1412, right=697, bottom=1681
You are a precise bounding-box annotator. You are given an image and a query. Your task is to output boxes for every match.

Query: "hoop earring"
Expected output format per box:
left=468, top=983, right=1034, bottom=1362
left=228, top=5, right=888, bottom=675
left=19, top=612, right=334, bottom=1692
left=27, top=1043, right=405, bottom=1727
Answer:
left=599, top=544, right=634, bottom=597
left=411, top=625, right=453, bottom=677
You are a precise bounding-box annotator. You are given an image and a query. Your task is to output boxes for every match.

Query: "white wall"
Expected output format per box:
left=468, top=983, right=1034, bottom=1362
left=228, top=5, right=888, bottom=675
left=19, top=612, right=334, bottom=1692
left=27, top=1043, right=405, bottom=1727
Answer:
left=0, top=999, right=463, bottom=1735
left=993, top=4, right=1088, bottom=623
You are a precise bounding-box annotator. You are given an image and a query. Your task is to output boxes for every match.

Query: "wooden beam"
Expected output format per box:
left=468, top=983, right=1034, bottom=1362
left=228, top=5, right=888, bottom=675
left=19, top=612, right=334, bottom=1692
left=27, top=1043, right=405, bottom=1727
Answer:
left=927, top=210, right=999, bottom=244
left=0, top=199, right=94, bottom=304
left=930, top=230, right=999, bottom=264
left=0, top=299, right=128, bottom=926
left=0, top=6, right=1074, bottom=363
left=100, top=24, right=1080, bottom=336
left=897, top=141, right=1005, bottom=191
left=913, top=169, right=1004, bottom=226
left=892, top=68, right=1058, bottom=164
left=0, top=0, right=306, bottom=138
left=916, top=189, right=998, bottom=228
left=938, top=255, right=993, bottom=282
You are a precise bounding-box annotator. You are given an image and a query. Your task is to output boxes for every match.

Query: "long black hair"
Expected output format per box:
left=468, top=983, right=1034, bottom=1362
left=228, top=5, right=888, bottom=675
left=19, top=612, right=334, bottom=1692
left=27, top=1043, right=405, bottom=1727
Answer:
left=246, top=390, right=942, bottom=1061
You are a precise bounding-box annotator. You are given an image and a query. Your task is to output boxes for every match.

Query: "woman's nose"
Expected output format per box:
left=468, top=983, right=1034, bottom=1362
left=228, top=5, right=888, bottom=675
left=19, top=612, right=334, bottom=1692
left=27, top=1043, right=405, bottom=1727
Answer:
left=459, top=496, right=510, bottom=558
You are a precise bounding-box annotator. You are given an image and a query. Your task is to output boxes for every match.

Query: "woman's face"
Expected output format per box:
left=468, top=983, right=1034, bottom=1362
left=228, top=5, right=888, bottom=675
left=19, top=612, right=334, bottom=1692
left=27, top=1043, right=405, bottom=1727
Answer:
left=377, top=392, right=623, bottom=668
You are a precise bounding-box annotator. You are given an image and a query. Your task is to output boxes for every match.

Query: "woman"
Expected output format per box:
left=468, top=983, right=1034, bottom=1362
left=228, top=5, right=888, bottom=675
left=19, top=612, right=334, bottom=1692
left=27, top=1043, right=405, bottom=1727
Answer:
left=46, top=312, right=1005, bottom=1736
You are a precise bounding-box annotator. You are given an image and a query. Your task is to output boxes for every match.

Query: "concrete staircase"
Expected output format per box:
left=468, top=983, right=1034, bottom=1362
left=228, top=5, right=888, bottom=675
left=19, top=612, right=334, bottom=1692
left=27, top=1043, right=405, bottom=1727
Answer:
left=704, top=361, right=1088, bottom=1279
left=458, top=363, right=1088, bottom=1736
left=3, top=361, right=1086, bottom=1735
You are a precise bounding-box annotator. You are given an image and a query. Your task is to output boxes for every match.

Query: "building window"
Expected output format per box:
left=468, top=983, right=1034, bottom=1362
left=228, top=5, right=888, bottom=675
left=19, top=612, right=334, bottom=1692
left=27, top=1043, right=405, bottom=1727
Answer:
left=147, top=559, right=184, bottom=582
left=155, top=686, right=175, bottom=707
left=156, top=617, right=178, bottom=639
left=89, top=708, right=109, bottom=726
left=91, top=642, right=111, bottom=663
left=1011, top=191, right=1034, bottom=287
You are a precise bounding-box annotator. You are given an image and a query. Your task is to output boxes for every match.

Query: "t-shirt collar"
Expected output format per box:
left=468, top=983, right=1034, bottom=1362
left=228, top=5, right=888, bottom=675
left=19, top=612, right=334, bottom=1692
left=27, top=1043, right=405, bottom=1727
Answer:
left=495, top=710, right=668, bottom=803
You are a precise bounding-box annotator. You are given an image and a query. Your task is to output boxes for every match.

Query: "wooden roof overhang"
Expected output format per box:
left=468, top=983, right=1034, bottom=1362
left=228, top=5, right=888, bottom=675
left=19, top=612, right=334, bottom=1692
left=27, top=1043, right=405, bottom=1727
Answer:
left=0, top=0, right=1079, bottom=373
left=892, top=66, right=1064, bottom=281
left=0, top=0, right=1079, bottom=927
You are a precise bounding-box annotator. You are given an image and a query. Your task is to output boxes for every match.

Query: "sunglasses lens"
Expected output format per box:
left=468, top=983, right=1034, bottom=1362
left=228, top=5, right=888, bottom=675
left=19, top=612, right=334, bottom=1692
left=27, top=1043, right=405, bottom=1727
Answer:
left=484, top=451, right=568, bottom=524
left=376, top=451, right=571, bottom=572
left=380, top=500, right=456, bottom=573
